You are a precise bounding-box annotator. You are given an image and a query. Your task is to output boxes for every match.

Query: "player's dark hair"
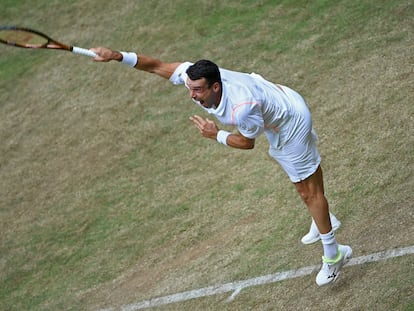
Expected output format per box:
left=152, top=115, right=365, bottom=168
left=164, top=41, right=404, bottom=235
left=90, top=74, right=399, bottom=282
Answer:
left=186, top=60, right=222, bottom=88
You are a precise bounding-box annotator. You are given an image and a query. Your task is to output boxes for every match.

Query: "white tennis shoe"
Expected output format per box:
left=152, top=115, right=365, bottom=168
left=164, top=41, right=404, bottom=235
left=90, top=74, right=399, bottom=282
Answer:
left=301, top=213, right=341, bottom=245
left=316, top=244, right=353, bottom=286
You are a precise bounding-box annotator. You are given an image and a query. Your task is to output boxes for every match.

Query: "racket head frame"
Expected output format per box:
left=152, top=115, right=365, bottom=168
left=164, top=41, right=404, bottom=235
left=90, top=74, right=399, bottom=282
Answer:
left=0, top=25, right=73, bottom=51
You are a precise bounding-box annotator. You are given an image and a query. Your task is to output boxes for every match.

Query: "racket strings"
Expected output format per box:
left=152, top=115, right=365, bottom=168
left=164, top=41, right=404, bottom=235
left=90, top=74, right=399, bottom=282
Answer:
left=0, top=30, right=48, bottom=47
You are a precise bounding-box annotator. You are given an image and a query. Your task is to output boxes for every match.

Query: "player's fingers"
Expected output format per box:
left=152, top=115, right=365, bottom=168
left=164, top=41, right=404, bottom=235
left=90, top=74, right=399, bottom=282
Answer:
left=189, top=117, right=204, bottom=133
left=90, top=47, right=105, bottom=61
left=190, top=115, right=205, bottom=126
left=205, top=118, right=216, bottom=125
left=192, top=115, right=204, bottom=121
left=90, top=47, right=113, bottom=62
left=189, top=116, right=202, bottom=128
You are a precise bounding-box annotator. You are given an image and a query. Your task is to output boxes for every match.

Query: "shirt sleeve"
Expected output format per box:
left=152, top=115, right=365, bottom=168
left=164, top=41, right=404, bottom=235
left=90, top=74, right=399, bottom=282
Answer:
left=169, top=62, right=193, bottom=85
left=233, top=102, right=265, bottom=139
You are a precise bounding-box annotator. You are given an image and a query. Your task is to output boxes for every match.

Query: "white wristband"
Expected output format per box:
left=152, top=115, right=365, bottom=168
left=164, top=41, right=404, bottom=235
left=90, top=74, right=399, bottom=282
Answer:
left=217, top=130, right=231, bottom=145
left=120, top=51, right=138, bottom=67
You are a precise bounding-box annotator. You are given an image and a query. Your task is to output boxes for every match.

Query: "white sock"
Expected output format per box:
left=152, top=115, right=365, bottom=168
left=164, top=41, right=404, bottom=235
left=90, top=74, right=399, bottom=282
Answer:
left=320, top=230, right=339, bottom=260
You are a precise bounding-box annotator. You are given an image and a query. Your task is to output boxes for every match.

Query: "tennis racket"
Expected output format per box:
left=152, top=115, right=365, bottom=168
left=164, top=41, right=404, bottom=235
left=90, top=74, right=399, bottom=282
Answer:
left=0, top=26, right=97, bottom=58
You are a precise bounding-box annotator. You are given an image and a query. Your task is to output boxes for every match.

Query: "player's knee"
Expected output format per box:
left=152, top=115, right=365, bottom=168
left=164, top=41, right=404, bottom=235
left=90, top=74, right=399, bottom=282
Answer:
left=298, top=191, right=315, bottom=205
left=297, top=188, right=322, bottom=206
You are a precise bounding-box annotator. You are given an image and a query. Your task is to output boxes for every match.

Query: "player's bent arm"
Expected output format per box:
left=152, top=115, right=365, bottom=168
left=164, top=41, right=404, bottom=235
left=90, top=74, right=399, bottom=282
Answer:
left=226, top=132, right=255, bottom=150
left=189, top=115, right=255, bottom=149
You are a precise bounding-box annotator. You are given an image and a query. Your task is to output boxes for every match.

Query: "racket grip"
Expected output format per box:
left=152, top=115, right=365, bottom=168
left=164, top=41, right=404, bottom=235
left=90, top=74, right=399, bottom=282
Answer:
left=72, top=46, right=97, bottom=58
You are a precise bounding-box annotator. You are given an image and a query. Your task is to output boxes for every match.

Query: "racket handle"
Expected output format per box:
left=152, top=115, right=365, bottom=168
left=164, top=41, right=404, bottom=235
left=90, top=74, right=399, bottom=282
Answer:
left=72, top=46, right=97, bottom=58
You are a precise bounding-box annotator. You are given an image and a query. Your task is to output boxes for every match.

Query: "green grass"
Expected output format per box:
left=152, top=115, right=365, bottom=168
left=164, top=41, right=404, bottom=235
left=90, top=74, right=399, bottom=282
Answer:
left=1, top=0, right=413, bottom=310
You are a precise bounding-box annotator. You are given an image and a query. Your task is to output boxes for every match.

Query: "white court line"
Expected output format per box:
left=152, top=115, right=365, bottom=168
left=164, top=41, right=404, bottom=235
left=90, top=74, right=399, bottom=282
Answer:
left=100, top=245, right=414, bottom=311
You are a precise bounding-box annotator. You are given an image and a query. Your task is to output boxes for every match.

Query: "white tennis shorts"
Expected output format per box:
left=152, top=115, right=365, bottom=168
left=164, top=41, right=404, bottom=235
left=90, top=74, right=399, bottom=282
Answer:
left=266, top=86, right=321, bottom=183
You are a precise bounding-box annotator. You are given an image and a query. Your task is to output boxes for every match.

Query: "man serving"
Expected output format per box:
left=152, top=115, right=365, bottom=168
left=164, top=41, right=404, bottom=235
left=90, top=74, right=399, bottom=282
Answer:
left=91, top=47, right=352, bottom=286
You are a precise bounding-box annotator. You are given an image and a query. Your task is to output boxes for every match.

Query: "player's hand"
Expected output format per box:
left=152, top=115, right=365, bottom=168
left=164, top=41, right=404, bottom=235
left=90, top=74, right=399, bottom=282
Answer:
left=90, top=47, right=122, bottom=62
left=189, top=115, right=219, bottom=139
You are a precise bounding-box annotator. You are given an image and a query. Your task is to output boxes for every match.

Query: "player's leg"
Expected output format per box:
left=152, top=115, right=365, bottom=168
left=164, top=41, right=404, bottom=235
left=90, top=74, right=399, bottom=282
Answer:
left=294, top=166, right=330, bottom=231
left=301, top=212, right=341, bottom=244
left=295, top=166, right=352, bottom=286
left=268, top=85, right=352, bottom=285
left=270, top=145, right=352, bottom=285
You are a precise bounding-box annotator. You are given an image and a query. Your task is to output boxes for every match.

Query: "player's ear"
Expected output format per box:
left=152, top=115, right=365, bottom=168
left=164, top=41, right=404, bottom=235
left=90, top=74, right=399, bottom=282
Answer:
left=212, top=81, right=220, bottom=92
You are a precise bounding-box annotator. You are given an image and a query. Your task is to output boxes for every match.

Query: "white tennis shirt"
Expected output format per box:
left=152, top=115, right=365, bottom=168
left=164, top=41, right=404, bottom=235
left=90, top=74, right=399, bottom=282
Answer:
left=170, top=62, right=303, bottom=149
left=169, top=62, right=321, bottom=182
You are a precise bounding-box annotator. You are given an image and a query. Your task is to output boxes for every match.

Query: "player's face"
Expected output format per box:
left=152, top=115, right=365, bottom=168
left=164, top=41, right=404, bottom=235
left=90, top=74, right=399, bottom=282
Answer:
left=187, top=77, right=221, bottom=109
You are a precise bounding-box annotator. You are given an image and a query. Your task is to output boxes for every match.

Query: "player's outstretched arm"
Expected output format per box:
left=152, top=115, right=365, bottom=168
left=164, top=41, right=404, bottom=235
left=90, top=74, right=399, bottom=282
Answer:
left=90, top=47, right=181, bottom=80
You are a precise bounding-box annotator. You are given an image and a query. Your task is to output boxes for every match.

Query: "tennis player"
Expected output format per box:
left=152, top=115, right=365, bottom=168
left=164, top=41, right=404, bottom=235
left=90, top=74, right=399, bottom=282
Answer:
left=91, top=48, right=352, bottom=286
